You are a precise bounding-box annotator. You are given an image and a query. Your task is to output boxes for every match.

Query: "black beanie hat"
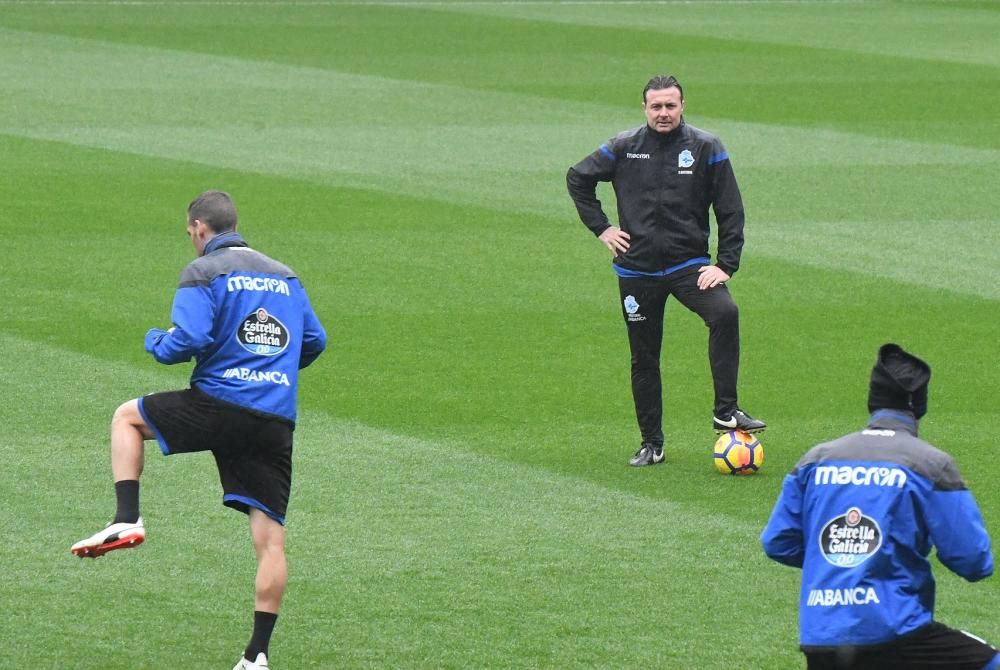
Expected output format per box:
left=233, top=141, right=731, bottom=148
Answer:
left=868, top=343, right=931, bottom=419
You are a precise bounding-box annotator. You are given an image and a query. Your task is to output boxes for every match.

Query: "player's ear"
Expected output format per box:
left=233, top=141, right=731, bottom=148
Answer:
left=191, top=219, right=208, bottom=239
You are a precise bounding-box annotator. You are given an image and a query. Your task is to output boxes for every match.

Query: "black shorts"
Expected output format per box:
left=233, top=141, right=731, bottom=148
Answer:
left=138, top=387, right=294, bottom=525
left=803, top=622, right=1000, bottom=670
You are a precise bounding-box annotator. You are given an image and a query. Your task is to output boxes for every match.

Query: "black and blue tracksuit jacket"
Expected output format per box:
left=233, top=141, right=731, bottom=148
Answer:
left=566, top=120, right=745, bottom=277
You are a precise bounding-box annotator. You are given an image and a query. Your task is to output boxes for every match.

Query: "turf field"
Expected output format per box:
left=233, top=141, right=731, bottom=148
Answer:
left=1, top=1, right=998, bottom=668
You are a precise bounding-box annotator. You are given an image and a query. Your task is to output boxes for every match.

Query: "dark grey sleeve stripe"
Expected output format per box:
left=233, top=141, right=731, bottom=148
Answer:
left=932, top=458, right=967, bottom=491
left=179, top=262, right=211, bottom=286
left=933, top=480, right=968, bottom=492
left=178, top=279, right=210, bottom=288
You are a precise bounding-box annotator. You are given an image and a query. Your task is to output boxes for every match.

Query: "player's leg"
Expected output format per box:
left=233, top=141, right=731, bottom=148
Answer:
left=72, top=388, right=221, bottom=558
left=225, top=414, right=293, bottom=670
left=669, top=268, right=765, bottom=434
left=111, top=399, right=153, bottom=496
left=237, top=508, right=286, bottom=670
left=619, top=276, right=670, bottom=465
left=70, top=398, right=152, bottom=557
left=251, top=508, right=287, bottom=614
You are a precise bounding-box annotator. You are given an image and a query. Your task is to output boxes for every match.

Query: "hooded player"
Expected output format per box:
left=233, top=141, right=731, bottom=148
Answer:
left=761, top=344, right=997, bottom=670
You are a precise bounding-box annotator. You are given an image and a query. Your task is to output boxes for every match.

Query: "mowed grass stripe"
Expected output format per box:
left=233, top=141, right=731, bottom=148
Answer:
left=0, top=331, right=806, bottom=669
left=1, top=3, right=997, bottom=151
left=441, top=0, right=1000, bottom=68
left=1, top=29, right=998, bottom=300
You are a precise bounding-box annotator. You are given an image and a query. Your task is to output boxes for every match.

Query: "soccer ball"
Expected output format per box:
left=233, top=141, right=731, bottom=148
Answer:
left=713, top=430, right=764, bottom=475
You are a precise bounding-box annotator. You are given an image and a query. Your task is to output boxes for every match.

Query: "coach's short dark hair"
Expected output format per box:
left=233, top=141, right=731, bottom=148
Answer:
left=188, top=190, right=238, bottom=233
left=643, top=75, right=684, bottom=103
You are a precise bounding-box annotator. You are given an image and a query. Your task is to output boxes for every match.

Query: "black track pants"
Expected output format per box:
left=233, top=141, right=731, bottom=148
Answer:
left=618, top=267, right=740, bottom=446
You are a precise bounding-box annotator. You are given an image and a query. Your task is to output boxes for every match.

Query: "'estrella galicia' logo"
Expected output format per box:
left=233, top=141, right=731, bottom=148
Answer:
left=237, top=308, right=290, bottom=356
left=819, top=507, right=882, bottom=568
left=678, top=149, right=695, bottom=168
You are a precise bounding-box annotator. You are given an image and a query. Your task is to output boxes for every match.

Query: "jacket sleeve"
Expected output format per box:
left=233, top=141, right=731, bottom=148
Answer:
left=760, top=473, right=806, bottom=568
left=566, top=140, right=617, bottom=237
left=708, top=140, right=745, bottom=277
left=298, top=288, right=327, bottom=370
left=925, top=464, right=994, bottom=581
left=145, top=284, right=216, bottom=364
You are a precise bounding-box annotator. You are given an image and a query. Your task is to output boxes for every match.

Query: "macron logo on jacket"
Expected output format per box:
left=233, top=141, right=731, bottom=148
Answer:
left=813, top=465, right=907, bottom=488
left=227, top=275, right=290, bottom=295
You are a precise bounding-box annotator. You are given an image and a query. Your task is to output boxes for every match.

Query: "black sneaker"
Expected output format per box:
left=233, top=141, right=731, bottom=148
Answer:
left=713, top=409, right=767, bottom=434
left=629, top=444, right=665, bottom=467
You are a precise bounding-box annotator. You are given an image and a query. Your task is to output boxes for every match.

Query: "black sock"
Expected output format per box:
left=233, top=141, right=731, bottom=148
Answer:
left=113, top=480, right=140, bottom=524
left=245, top=611, right=278, bottom=660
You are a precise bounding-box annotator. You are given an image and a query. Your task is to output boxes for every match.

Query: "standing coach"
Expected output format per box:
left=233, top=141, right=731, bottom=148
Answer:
left=567, top=74, right=765, bottom=467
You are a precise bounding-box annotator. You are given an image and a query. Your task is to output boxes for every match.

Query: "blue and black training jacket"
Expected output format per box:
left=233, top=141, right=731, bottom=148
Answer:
left=566, top=121, right=745, bottom=277
left=760, top=412, right=993, bottom=649
left=144, top=232, right=327, bottom=424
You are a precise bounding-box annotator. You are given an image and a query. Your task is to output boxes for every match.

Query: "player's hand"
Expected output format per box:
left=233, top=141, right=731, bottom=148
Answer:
left=598, top=227, right=630, bottom=257
left=697, top=265, right=730, bottom=290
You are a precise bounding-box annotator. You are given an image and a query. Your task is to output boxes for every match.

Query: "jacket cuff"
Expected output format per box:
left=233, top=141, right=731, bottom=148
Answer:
left=592, top=223, right=611, bottom=237
left=144, top=328, right=167, bottom=353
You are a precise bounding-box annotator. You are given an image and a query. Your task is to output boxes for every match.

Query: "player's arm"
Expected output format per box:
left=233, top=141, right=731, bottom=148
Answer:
left=760, top=473, right=806, bottom=568
left=566, top=140, right=618, bottom=238
left=708, top=140, right=745, bottom=278
left=298, top=287, right=327, bottom=370
left=145, top=282, right=216, bottom=364
left=925, top=460, right=994, bottom=581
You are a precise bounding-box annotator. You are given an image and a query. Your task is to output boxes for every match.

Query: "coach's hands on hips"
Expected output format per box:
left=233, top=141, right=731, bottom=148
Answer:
left=599, top=226, right=630, bottom=257
left=697, top=265, right=730, bottom=290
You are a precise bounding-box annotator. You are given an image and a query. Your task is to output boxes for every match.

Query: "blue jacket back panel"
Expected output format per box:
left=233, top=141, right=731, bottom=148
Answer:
left=144, top=234, right=327, bottom=424
left=760, top=413, right=993, bottom=648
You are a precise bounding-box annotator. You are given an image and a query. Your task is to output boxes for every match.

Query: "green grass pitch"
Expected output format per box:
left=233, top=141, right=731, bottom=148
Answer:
left=1, top=1, right=998, bottom=668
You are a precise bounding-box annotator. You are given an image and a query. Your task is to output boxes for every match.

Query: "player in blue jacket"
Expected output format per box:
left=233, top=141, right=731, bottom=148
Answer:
left=72, top=191, right=327, bottom=670
left=761, top=344, right=997, bottom=670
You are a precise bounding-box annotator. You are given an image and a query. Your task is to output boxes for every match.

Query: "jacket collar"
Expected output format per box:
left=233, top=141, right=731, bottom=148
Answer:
left=647, top=119, right=686, bottom=143
left=866, top=409, right=919, bottom=436
left=203, top=231, right=248, bottom=256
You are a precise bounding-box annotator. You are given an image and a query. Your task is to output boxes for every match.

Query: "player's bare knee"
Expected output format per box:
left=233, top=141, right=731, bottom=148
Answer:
left=111, top=399, right=153, bottom=438
left=111, top=400, right=140, bottom=428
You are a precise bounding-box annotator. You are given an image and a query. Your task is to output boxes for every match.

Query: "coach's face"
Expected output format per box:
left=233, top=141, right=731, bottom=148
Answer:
left=644, top=87, right=684, bottom=134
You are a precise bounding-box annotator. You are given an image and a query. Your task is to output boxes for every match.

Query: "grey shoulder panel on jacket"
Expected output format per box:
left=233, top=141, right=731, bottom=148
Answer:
left=179, top=248, right=297, bottom=287
left=796, top=431, right=966, bottom=491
